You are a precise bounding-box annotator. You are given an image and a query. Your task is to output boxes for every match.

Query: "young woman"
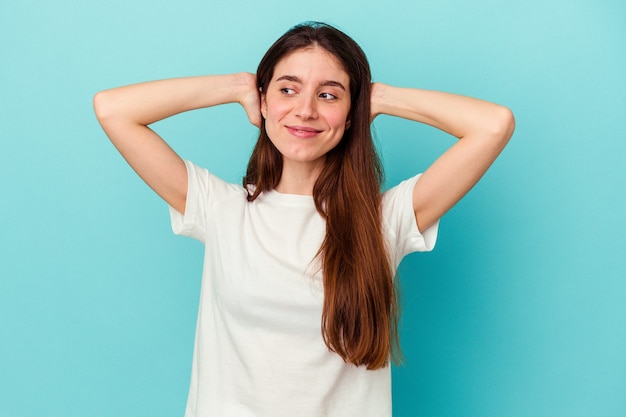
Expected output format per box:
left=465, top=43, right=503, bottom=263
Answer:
left=94, top=22, right=514, bottom=417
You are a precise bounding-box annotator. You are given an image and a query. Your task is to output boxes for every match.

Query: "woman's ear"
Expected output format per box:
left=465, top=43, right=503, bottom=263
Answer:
left=345, top=119, right=351, bottom=129
left=260, top=89, right=267, bottom=118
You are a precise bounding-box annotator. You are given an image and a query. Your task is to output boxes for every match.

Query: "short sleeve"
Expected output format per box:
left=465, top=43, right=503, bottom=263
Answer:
left=168, top=160, right=245, bottom=243
left=382, top=174, right=439, bottom=268
left=168, top=160, right=210, bottom=242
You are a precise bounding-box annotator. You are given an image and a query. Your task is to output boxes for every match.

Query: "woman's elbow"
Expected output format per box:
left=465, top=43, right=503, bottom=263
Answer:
left=494, top=105, right=516, bottom=143
left=478, top=105, right=515, bottom=149
left=93, top=90, right=116, bottom=124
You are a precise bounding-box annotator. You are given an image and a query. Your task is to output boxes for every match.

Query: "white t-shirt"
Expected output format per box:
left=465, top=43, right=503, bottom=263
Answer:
left=170, top=160, right=438, bottom=417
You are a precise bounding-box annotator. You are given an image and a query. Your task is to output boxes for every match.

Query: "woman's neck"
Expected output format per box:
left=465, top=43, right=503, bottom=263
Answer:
left=275, top=159, right=324, bottom=195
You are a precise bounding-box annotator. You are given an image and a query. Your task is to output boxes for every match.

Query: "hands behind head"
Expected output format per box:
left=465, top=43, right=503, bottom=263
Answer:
left=369, top=82, right=386, bottom=124
left=237, top=72, right=262, bottom=128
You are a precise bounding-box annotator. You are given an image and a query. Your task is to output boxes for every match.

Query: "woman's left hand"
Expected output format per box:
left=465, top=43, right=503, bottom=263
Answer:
left=369, top=82, right=386, bottom=123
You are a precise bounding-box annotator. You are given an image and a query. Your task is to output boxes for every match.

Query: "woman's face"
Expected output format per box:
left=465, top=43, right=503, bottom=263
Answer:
left=261, top=46, right=351, bottom=170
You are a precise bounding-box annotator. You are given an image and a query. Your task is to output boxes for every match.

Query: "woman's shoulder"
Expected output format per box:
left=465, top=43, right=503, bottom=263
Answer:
left=183, top=159, right=248, bottom=200
left=382, top=173, right=422, bottom=201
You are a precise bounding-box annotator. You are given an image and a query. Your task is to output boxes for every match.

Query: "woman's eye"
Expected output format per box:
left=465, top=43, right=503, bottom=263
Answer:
left=319, top=92, right=337, bottom=100
left=281, top=88, right=296, bottom=95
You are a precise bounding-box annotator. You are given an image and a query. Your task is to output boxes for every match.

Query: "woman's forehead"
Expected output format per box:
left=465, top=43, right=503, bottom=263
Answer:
left=272, top=46, right=349, bottom=86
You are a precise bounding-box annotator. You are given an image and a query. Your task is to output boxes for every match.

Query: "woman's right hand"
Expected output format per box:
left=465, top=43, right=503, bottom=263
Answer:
left=236, top=72, right=262, bottom=128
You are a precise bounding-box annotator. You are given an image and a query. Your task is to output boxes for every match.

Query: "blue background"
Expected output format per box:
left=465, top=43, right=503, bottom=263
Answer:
left=1, top=0, right=625, bottom=416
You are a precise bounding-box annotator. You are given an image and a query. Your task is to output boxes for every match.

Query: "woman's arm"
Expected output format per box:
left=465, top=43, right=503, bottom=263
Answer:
left=371, top=83, right=515, bottom=232
left=93, top=72, right=260, bottom=214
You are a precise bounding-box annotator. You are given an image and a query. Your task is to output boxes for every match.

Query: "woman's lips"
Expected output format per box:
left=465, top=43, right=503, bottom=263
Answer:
left=286, top=125, right=322, bottom=138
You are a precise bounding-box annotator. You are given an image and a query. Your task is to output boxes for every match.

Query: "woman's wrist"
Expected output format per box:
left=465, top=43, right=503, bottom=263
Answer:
left=231, top=72, right=257, bottom=103
left=370, top=82, right=393, bottom=120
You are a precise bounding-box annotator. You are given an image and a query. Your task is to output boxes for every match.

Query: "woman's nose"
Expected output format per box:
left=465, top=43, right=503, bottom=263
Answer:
left=295, top=94, right=318, bottom=120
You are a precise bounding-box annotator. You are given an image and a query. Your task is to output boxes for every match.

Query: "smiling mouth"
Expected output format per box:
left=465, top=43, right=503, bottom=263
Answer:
left=286, top=125, right=323, bottom=138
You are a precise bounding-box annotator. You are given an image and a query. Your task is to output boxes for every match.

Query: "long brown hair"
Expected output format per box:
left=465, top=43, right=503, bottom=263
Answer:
left=244, top=22, right=399, bottom=370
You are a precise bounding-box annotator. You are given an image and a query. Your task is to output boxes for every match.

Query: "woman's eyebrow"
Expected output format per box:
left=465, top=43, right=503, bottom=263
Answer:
left=275, top=75, right=346, bottom=91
